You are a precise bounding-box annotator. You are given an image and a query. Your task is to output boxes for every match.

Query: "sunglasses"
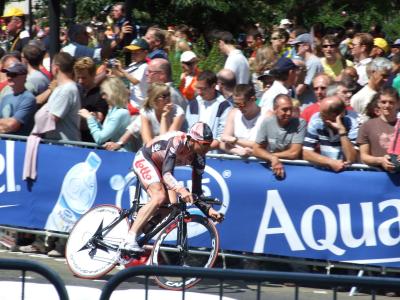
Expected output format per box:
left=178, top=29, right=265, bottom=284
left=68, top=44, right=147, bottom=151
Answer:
left=182, top=61, right=195, bottom=65
left=322, top=44, right=337, bottom=48
left=6, top=72, right=20, bottom=78
left=158, top=93, right=171, bottom=99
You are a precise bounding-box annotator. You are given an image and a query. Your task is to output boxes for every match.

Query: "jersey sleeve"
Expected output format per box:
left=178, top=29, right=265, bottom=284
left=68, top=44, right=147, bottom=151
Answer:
left=161, top=135, right=185, bottom=193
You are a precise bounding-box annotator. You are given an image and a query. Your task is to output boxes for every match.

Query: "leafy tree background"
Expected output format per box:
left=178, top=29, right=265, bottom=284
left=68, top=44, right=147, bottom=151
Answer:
left=14, top=0, right=400, bottom=41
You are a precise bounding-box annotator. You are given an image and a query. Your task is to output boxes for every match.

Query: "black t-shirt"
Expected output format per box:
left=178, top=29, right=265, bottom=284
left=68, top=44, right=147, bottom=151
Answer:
left=80, top=86, right=109, bottom=143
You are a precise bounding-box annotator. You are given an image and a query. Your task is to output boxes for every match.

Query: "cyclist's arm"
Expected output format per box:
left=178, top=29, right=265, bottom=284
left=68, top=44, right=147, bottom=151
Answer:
left=161, top=141, right=187, bottom=195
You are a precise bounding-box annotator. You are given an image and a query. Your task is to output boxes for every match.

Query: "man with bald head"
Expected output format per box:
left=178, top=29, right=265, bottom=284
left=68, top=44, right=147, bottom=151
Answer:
left=303, top=96, right=359, bottom=172
left=147, top=58, right=186, bottom=110
left=217, top=68, right=236, bottom=102
left=300, top=73, right=333, bottom=123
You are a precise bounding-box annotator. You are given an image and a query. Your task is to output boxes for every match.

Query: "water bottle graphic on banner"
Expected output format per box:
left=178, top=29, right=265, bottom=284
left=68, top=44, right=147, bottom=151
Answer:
left=45, top=152, right=102, bottom=232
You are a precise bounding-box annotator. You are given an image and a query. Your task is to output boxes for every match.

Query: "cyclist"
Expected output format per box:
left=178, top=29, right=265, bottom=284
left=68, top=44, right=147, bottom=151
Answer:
left=122, top=121, right=224, bottom=252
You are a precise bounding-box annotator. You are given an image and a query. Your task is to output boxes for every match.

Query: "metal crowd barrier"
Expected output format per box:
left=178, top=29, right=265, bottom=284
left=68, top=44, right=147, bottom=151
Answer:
left=100, top=265, right=400, bottom=300
left=0, top=258, right=69, bottom=300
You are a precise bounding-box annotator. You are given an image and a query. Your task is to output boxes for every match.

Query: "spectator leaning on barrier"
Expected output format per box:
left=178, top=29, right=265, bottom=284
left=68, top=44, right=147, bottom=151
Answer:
left=303, top=96, right=359, bottom=172
left=350, top=57, right=392, bottom=123
left=42, top=52, right=81, bottom=141
left=220, top=84, right=264, bottom=157
left=0, top=62, right=36, bottom=135
left=357, top=87, right=400, bottom=172
left=79, top=76, right=133, bottom=151
left=186, top=70, right=232, bottom=150
left=0, top=53, right=22, bottom=100
left=1, top=7, right=30, bottom=52
left=73, top=57, right=108, bottom=143
left=253, top=94, right=306, bottom=178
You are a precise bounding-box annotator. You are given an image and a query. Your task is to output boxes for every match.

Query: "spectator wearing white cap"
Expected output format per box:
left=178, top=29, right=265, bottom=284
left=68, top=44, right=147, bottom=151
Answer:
left=389, top=39, right=400, bottom=59
left=215, top=30, right=250, bottom=84
left=179, top=50, right=199, bottom=101
left=279, top=19, right=293, bottom=32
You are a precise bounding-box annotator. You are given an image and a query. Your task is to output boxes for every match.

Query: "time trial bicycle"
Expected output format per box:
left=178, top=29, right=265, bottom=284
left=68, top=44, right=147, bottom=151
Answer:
left=65, top=172, right=223, bottom=290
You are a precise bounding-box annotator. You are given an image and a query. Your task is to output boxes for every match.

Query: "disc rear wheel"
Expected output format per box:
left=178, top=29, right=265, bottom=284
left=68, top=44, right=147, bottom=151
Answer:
left=66, top=205, right=129, bottom=279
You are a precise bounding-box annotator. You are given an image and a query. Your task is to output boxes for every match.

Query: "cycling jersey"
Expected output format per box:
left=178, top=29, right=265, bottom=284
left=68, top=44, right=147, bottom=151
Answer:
left=132, top=131, right=204, bottom=195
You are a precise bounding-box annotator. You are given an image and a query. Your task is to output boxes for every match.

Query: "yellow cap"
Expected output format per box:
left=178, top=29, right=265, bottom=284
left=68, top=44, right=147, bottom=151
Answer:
left=374, top=38, right=390, bottom=54
left=2, top=7, right=25, bottom=18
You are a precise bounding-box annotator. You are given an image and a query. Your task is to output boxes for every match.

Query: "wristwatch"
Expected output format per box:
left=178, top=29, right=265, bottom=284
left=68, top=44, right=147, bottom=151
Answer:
left=116, top=141, right=124, bottom=146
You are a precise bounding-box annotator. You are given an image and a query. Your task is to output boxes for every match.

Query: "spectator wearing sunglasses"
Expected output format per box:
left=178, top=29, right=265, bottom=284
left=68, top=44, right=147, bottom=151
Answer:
left=140, top=82, right=185, bottom=144
left=220, top=84, right=264, bottom=157
left=320, top=34, right=354, bottom=81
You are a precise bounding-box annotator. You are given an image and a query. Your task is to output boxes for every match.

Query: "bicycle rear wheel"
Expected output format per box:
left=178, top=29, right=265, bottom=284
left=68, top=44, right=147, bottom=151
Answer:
left=66, top=205, right=129, bottom=279
left=150, top=214, right=220, bottom=290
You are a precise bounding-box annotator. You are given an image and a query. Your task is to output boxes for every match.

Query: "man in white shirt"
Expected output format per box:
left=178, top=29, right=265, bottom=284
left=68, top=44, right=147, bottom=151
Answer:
left=215, top=30, right=250, bottom=84
left=259, top=57, right=298, bottom=114
left=350, top=33, right=374, bottom=86
left=350, top=57, right=392, bottom=123
left=186, top=70, right=232, bottom=150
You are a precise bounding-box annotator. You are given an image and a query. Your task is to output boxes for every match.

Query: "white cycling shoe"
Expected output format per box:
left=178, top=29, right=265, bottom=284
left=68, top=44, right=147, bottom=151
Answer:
left=120, top=241, right=144, bottom=253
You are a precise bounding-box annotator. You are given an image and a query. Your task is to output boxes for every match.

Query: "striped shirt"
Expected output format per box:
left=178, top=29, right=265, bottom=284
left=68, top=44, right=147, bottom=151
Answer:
left=303, top=111, right=359, bottom=160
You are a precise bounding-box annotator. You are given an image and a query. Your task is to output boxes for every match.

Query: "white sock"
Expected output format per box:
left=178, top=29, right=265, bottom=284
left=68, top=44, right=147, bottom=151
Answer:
left=125, top=232, right=137, bottom=244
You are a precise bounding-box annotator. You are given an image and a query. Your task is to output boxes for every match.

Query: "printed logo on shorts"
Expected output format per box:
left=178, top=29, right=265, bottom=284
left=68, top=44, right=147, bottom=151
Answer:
left=134, top=159, right=152, bottom=180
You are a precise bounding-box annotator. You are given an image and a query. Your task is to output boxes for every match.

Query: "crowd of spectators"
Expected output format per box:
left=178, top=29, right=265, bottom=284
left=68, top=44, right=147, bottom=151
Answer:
left=1, top=3, right=400, bottom=278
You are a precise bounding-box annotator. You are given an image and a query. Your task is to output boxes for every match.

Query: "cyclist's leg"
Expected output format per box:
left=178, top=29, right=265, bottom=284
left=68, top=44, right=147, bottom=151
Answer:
left=129, top=182, right=167, bottom=235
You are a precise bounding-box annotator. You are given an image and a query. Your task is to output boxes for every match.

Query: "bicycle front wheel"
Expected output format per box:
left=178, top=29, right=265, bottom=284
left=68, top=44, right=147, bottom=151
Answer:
left=150, top=214, right=220, bottom=290
left=66, top=205, right=129, bottom=279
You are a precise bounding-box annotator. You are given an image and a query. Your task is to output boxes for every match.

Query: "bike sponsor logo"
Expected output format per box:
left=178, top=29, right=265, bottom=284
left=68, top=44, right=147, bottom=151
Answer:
left=255, top=190, right=400, bottom=263
left=0, top=140, right=19, bottom=194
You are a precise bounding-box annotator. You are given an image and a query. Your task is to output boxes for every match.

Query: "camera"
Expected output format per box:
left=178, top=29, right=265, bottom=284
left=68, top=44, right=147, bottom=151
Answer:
left=107, top=58, right=118, bottom=68
left=389, top=154, right=400, bottom=172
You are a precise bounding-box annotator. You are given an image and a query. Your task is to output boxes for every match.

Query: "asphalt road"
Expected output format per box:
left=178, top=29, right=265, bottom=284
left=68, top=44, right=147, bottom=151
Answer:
left=0, top=248, right=398, bottom=300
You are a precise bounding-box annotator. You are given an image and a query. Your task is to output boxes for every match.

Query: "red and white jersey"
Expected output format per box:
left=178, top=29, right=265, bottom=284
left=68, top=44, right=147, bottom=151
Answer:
left=133, top=131, right=205, bottom=194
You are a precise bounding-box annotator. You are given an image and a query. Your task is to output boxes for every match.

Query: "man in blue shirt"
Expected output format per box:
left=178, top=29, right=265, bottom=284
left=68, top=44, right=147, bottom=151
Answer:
left=0, top=62, right=36, bottom=135
left=303, top=95, right=359, bottom=172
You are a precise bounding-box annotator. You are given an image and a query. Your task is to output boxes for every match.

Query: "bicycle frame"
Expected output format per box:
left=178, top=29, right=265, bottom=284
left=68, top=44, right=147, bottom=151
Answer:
left=86, top=176, right=191, bottom=257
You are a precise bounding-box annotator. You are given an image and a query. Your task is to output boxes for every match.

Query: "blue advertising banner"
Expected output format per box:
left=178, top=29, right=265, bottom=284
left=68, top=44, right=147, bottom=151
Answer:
left=1, top=139, right=400, bottom=267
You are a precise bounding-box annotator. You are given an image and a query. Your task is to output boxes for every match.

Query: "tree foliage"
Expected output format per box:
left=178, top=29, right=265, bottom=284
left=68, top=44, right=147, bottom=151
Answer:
left=6, top=0, right=400, bottom=40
